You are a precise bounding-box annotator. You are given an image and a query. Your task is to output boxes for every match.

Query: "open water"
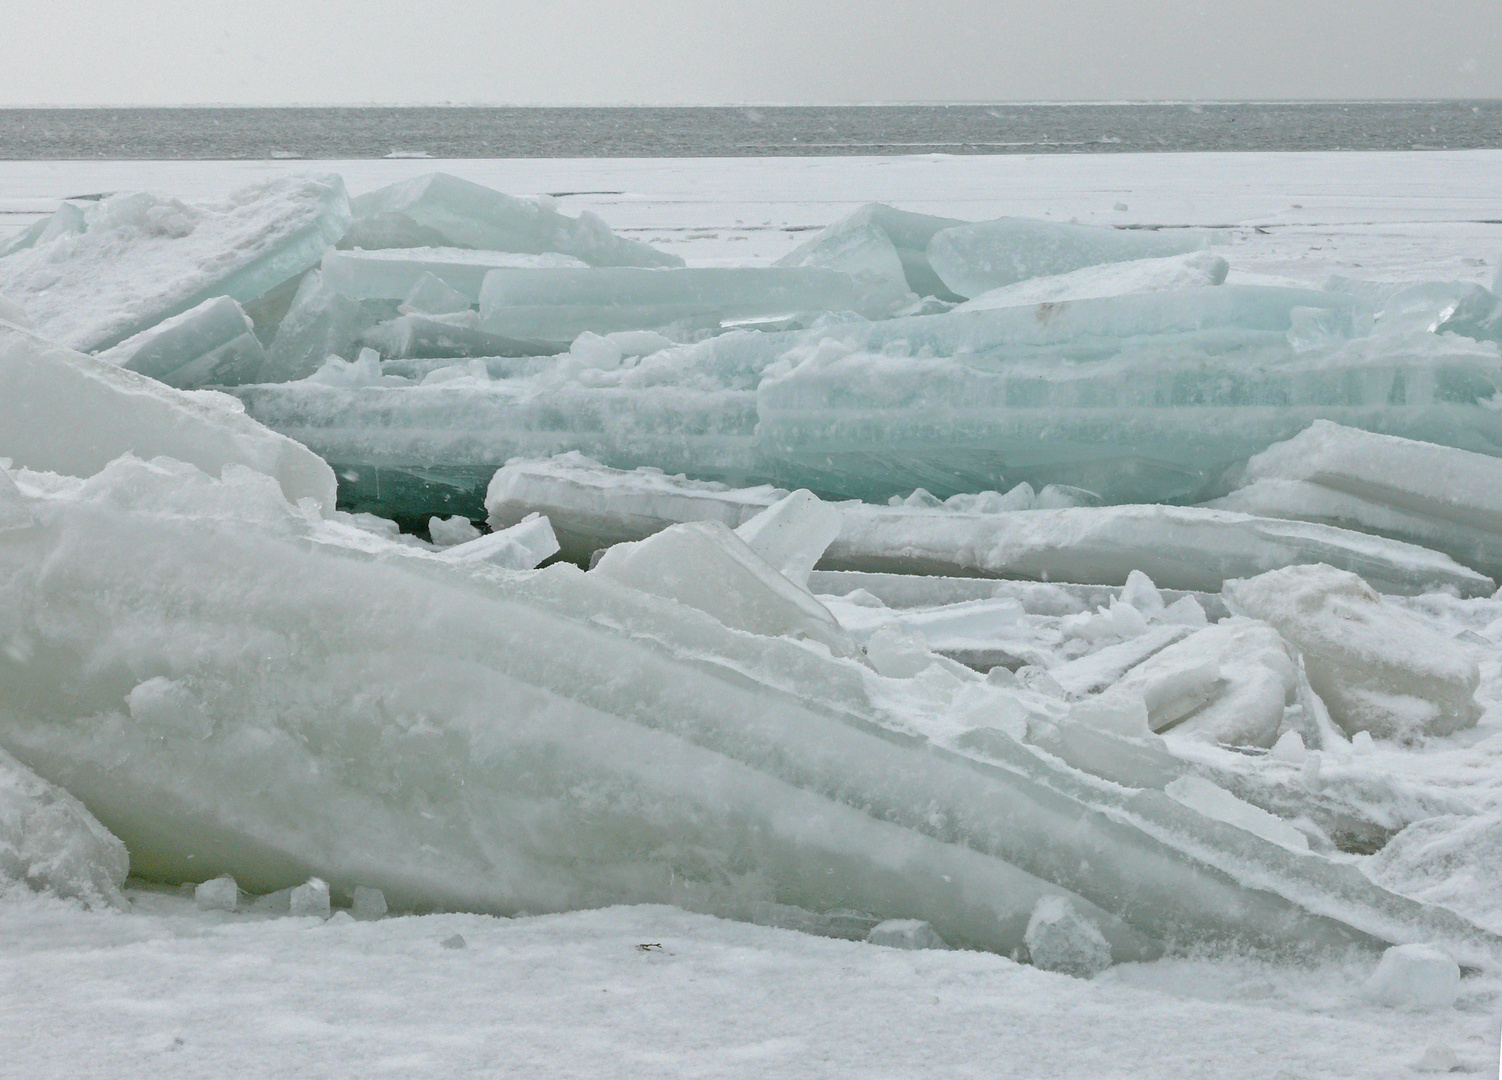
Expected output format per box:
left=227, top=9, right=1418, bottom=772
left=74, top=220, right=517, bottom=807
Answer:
left=1, top=102, right=1500, bottom=159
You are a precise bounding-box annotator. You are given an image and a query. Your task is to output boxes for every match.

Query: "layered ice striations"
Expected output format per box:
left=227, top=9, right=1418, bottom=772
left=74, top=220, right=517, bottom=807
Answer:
left=99, top=295, right=268, bottom=389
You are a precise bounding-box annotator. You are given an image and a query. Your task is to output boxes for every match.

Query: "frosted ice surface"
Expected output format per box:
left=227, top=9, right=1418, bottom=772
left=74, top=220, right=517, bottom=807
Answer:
left=343, top=173, right=682, bottom=269
left=1366, top=814, right=1502, bottom=932
left=0, top=322, right=337, bottom=511
left=954, top=250, right=1228, bottom=312
left=1225, top=564, right=1481, bottom=740
left=1165, top=776, right=1310, bottom=852
left=734, top=490, right=842, bottom=588
left=1213, top=420, right=1502, bottom=578
left=1363, top=944, right=1460, bottom=1009
left=593, top=521, right=853, bottom=656
left=0, top=744, right=128, bottom=907
left=0, top=201, right=85, bottom=260
left=290, top=877, right=332, bottom=919
left=477, top=266, right=865, bottom=342
left=926, top=217, right=1211, bottom=298
left=0, top=292, right=32, bottom=329
left=323, top=247, right=587, bottom=303
left=866, top=919, right=949, bottom=950
left=0, top=176, right=351, bottom=352
left=99, top=295, right=268, bottom=389
left=775, top=219, right=915, bottom=317
left=195, top=874, right=239, bottom=912
left=1025, top=895, right=1113, bottom=978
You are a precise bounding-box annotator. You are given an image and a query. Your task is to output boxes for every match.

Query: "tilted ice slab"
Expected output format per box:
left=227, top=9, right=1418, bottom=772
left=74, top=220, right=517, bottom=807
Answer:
left=953, top=251, right=1229, bottom=312
left=776, top=203, right=967, bottom=302
left=0, top=176, right=352, bottom=352
left=322, top=247, right=588, bottom=303
left=484, top=454, right=1491, bottom=596
left=263, top=269, right=398, bottom=382
left=0, top=201, right=85, bottom=260
left=926, top=217, right=1213, bottom=299
left=0, top=321, right=336, bottom=512
left=97, top=295, right=268, bottom=389
left=477, top=266, right=865, bottom=343
left=4, top=456, right=1499, bottom=965
left=1212, top=420, right=1502, bottom=579
left=342, top=173, right=682, bottom=269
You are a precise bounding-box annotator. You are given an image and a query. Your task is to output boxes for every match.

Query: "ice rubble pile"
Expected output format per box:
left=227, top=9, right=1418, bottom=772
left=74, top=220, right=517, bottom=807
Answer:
left=3, top=174, right=1502, bottom=977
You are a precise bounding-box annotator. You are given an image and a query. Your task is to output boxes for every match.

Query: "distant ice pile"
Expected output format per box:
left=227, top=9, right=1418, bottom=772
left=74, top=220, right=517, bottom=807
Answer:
left=3, top=173, right=1502, bottom=977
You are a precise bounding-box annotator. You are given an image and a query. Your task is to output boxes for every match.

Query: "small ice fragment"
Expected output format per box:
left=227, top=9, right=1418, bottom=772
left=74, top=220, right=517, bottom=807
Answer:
left=438, top=514, right=559, bottom=570
left=351, top=885, right=387, bottom=919
left=593, top=521, right=852, bottom=655
left=865, top=624, right=937, bottom=678
left=568, top=331, right=623, bottom=371
left=302, top=347, right=385, bottom=388
left=441, top=933, right=467, bottom=949
left=428, top=515, right=481, bottom=547
left=1363, top=943, right=1460, bottom=1009
left=1033, top=484, right=1101, bottom=510
left=1119, top=570, right=1164, bottom=618
left=127, top=678, right=213, bottom=740
left=734, top=489, right=842, bottom=588
left=1351, top=730, right=1374, bottom=755
left=1155, top=595, right=1208, bottom=628
left=289, top=877, right=331, bottom=919
left=1268, top=730, right=1307, bottom=764
left=1024, top=896, right=1113, bottom=978
left=401, top=271, right=472, bottom=316
left=840, top=588, right=886, bottom=609
left=866, top=919, right=949, bottom=950
left=1165, top=775, right=1309, bottom=852
left=195, top=875, right=239, bottom=912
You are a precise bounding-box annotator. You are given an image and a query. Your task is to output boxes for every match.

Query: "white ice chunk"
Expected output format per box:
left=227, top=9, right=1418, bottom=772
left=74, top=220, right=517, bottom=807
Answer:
left=478, top=266, right=865, bottom=343
left=567, top=331, right=623, bottom=371
left=289, top=877, right=331, bottom=919
left=195, top=874, right=239, bottom=912
left=1125, top=619, right=1297, bottom=747
left=1213, top=420, right=1502, bottom=579
left=1165, top=776, right=1309, bottom=852
left=428, top=515, right=481, bottom=547
left=351, top=884, right=388, bottom=919
left=866, top=919, right=948, bottom=950
left=98, top=295, right=267, bottom=389
left=1363, top=944, right=1460, bottom=1009
left=0, top=745, right=128, bottom=907
left=734, top=489, right=841, bottom=588
left=323, top=247, right=587, bottom=303
left=1268, top=730, right=1308, bottom=765
left=864, top=624, right=942, bottom=679
left=301, top=348, right=389, bottom=388
left=437, top=515, right=560, bottom=570
left=776, top=218, right=916, bottom=317
left=265, top=270, right=394, bottom=382
left=1225, top=565, right=1481, bottom=740
left=1025, top=896, right=1113, bottom=978
left=954, top=250, right=1228, bottom=311
left=401, top=270, right=474, bottom=316
left=0, top=176, right=351, bottom=352
left=1067, top=692, right=1152, bottom=739
left=0, top=321, right=337, bottom=511
left=926, top=217, right=1212, bottom=298
left=593, top=521, right=852, bottom=656
left=1118, top=569, right=1164, bottom=618
left=344, top=173, right=681, bottom=268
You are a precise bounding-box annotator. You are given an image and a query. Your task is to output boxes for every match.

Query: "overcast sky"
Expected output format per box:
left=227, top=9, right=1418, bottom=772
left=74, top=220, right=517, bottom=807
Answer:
left=4, top=0, right=1500, bottom=106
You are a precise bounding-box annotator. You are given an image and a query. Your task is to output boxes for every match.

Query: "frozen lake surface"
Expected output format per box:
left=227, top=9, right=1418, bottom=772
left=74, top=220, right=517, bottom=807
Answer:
left=2, top=151, right=1501, bottom=1078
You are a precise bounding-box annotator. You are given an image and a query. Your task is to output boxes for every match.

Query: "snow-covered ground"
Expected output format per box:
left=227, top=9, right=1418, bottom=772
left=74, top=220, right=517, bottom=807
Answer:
left=3, top=151, right=1502, bottom=1079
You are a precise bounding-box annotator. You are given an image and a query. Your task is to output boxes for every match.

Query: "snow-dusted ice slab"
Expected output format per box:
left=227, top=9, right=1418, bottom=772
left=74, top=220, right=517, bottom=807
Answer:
left=98, top=295, right=267, bottom=389
left=1213, top=420, right=1502, bottom=578
left=0, top=744, right=128, bottom=907
left=953, top=250, right=1229, bottom=312
left=6, top=455, right=1493, bottom=962
left=926, top=217, right=1212, bottom=298
left=321, top=247, right=587, bottom=303
left=343, top=172, right=682, bottom=269
left=0, top=322, right=337, bottom=512
left=486, top=455, right=1492, bottom=595
left=0, top=176, right=352, bottom=352
left=477, top=266, right=865, bottom=342
left=776, top=202, right=966, bottom=301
